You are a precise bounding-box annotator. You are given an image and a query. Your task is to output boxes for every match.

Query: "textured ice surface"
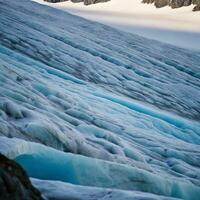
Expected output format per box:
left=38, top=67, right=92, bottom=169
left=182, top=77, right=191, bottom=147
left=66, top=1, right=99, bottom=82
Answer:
left=31, top=178, right=181, bottom=200
left=0, top=0, right=200, bottom=199
left=1, top=0, right=200, bottom=120
left=0, top=137, right=199, bottom=200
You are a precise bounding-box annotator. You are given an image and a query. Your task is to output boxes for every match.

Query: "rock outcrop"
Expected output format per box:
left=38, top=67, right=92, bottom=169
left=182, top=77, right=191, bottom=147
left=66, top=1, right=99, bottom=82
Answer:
left=193, top=3, right=200, bottom=10
left=143, top=0, right=200, bottom=11
left=0, top=154, right=44, bottom=200
left=44, top=0, right=110, bottom=5
left=44, top=0, right=200, bottom=10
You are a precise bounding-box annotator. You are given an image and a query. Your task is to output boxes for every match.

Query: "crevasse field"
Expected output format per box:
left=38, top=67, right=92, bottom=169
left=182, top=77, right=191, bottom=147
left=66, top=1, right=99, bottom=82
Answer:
left=0, top=0, right=200, bottom=199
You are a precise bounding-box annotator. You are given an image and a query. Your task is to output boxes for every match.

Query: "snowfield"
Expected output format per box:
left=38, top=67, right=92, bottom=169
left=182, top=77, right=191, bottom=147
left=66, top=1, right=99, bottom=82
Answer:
left=34, top=0, right=200, bottom=50
left=0, top=0, right=200, bottom=199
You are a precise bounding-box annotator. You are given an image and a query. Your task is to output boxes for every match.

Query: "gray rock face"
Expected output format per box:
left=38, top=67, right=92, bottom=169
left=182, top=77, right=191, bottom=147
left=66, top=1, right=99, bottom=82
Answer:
left=142, top=0, right=200, bottom=10
left=155, top=0, right=170, bottom=8
left=0, top=154, right=44, bottom=200
left=193, top=3, right=200, bottom=10
left=44, top=0, right=110, bottom=5
left=44, top=0, right=200, bottom=10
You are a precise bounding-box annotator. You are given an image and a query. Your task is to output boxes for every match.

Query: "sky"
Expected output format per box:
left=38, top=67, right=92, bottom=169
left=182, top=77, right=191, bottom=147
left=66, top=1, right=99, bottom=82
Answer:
left=34, top=0, right=200, bottom=50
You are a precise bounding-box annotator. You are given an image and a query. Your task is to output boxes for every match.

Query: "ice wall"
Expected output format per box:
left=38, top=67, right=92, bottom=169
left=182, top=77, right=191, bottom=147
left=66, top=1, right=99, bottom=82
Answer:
left=1, top=137, right=200, bottom=200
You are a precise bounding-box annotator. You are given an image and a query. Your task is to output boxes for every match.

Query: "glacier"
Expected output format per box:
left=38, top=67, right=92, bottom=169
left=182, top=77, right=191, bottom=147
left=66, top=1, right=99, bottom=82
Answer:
left=0, top=0, right=200, bottom=199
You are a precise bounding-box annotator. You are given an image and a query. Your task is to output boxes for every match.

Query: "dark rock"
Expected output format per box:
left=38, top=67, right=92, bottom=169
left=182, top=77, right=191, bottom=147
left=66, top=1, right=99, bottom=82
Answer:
left=0, top=154, right=44, bottom=200
left=142, top=0, right=155, bottom=3
left=183, top=0, right=192, bottom=6
left=44, top=0, right=110, bottom=5
left=193, top=3, right=200, bottom=10
left=170, top=0, right=185, bottom=8
left=155, top=0, right=170, bottom=8
left=142, top=0, right=200, bottom=11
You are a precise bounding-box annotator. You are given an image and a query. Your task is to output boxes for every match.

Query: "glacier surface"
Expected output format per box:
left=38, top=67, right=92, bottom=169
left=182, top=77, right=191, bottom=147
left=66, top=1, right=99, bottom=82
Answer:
left=0, top=0, right=200, bottom=199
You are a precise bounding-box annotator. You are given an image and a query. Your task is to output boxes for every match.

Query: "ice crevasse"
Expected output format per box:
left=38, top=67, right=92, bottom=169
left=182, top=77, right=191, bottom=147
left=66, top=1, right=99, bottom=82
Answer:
left=0, top=0, right=200, bottom=199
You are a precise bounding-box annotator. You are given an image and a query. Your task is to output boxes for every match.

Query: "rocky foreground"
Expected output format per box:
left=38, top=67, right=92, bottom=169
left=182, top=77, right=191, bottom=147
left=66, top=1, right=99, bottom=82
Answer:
left=0, top=154, right=44, bottom=200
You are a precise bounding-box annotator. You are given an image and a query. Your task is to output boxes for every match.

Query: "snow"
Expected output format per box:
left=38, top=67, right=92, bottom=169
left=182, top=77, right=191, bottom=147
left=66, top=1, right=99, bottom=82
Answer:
left=0, top=0, right=200, bottom=199
left=34, top=0, right=200, bottom=50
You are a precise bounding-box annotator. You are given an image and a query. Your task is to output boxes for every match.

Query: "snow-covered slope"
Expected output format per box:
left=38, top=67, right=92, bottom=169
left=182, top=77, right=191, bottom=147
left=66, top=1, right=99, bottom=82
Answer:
left=0, top=0, right=200, bottom=199
left=34, top=0, right=200, bottom=50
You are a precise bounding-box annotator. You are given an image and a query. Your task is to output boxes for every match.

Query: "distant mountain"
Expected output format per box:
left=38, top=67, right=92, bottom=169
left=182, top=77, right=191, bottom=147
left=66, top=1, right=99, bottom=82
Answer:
left=44, top=0, right=200, bottom=11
